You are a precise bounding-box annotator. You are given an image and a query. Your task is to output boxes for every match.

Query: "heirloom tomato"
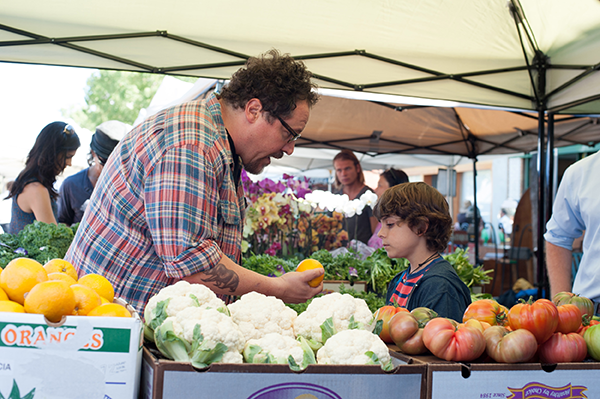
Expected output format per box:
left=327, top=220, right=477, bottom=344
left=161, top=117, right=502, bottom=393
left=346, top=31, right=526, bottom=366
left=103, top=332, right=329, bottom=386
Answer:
left=483, top=326, right=538, bottom=363
left=388, top=307, right=437, bottom=355
left=422, top=317, right=486, bottom=362
left=538, top=332, right=587, bottom=363
left=583, top=323, right=600, bottom=361
left=463, top=299, right=508, bottom=326
left=507, top=298, right=558, bottom=345
left=577, top=318, right=599, bottom=336
left=552, top=291, right=594, bottom=318
left=555, top=304, right=582, bottom=334
left=374, top=305, right=408, bottom=343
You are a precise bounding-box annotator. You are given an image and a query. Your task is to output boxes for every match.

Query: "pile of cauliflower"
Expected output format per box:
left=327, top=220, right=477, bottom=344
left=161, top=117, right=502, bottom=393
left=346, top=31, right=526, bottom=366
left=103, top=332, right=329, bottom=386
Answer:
left=144, top=281, right=392, bottom=371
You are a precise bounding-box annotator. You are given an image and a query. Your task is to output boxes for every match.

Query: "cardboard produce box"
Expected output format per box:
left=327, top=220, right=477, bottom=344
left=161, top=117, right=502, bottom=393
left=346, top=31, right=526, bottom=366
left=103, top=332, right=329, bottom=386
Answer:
left=390, top=347, right=600, bottom=399
left=141, top=344, right=427, bottom=399
left=0, top=300, right=143, bottom=399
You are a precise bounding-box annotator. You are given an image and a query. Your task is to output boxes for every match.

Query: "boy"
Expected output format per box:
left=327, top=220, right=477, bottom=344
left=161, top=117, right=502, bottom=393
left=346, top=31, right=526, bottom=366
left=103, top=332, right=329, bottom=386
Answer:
left=374, top=182, right=471, bottom=322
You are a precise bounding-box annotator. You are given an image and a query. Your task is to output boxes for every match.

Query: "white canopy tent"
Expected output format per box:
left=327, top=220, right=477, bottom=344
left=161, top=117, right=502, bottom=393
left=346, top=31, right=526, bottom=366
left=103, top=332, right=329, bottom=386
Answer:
left=3, top=0, right=600, bottom=292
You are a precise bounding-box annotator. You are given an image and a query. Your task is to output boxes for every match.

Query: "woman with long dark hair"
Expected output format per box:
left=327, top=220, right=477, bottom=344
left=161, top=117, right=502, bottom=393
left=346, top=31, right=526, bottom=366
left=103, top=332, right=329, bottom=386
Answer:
left=7, top=121, right=80, bottom=234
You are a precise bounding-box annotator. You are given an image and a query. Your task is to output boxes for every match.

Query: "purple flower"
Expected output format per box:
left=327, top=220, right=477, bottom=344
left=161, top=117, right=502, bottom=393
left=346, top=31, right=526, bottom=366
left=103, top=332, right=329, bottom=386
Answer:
left=14, top=247, right=28, bottom=255
left=348, top=267, right=359, bottom=278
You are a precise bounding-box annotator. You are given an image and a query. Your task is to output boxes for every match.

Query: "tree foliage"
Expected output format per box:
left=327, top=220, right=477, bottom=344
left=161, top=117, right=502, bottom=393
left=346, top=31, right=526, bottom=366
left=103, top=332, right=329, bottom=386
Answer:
left=65, top=70, right=195, bottom=131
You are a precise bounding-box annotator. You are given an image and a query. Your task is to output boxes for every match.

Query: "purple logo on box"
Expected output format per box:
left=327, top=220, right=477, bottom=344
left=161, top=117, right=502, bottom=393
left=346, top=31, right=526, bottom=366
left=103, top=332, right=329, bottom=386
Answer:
left=247, top=382, right=342, bottom=399
left=507, top=382, right=587, bottom=399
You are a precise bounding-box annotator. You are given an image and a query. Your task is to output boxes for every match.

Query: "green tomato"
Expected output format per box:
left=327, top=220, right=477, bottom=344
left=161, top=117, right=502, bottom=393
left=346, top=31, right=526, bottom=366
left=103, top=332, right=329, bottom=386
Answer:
left=583, top=323, right=600, bottom=361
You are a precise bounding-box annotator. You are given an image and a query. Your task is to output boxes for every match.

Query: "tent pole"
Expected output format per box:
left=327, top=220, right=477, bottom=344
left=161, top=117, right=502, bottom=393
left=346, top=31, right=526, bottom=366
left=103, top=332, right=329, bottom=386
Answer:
left=472, top=158, right=480, bottom=266
left=536, top=110, right=547, bottom=299
left=546, top=113, right=554, bottom=219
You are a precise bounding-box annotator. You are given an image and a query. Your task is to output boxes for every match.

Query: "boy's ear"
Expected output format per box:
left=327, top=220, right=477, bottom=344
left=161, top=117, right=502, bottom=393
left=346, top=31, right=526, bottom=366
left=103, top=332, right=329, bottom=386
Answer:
left=415, top=221, right=429, bottom=236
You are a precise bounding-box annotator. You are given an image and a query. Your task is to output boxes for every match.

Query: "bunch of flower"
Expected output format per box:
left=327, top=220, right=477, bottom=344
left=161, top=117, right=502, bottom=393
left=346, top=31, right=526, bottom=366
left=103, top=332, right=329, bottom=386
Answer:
left=242, top=192, right=313, bottom=256
left=241, top=175, right=378, bottom=257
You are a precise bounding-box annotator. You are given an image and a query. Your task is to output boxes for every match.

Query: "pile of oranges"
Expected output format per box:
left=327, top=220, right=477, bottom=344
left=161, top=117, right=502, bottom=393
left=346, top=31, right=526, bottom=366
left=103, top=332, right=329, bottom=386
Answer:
left=0, top=257, right=131, bottom=323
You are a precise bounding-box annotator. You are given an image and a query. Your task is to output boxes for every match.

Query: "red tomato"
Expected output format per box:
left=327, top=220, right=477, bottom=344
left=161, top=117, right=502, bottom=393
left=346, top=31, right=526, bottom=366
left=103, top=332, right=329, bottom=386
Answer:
left=422, top=317, right=486, bottom=362
left=508, top=298, right=559, bottom=345
left=463, top=299, right=508, bottom=326
left=538, top=332, right=587, bottom=363
left=552, top=292, right=595, bottom=318
left=483, top=325, right=538, bottom=363
left=584, top=324, right=600, bottom=361
left=374, top=305, right=408, bottom=343
left=555, top=304, right=582, bottom=334
left=577, top=319, right=599, bottom=336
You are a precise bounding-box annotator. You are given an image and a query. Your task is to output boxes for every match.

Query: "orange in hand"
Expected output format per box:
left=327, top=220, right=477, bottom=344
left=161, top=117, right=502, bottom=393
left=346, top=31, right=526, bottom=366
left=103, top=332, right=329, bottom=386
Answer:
left=296, top=259, right=324, bottom=288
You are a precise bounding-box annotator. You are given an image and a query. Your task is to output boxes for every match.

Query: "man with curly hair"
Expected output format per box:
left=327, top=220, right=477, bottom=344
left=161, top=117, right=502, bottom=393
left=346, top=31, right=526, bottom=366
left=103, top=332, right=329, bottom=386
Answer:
left=374, top=182, right=471, bottom=322
left=66, top=50, right=323, bottom=314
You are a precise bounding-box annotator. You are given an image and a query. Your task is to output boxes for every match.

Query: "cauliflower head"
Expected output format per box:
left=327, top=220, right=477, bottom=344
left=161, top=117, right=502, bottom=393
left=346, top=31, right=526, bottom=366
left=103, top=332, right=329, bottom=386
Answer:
left=293, top=292, right=374, bottom=344
left=316, top=329, right=392, bottom=370
left=154, top=307, right=245, bottom=367
left=144, top=281, right=226, bottom=342
left=227, top=292, right=297, bottom=341
left=243, top=333, right=316, bottom=370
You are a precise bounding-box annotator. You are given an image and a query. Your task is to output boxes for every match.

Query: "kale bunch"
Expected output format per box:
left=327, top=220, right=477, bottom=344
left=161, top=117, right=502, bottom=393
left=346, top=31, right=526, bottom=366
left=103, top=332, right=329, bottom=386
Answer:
left=0, top=221, right=78, bottom=268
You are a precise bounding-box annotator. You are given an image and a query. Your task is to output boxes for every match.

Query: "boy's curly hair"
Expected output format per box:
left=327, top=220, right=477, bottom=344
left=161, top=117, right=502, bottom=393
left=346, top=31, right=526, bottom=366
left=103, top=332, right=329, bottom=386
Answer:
left=218, top=49, right=319, bottom=121
left=373, top=182, right=452, bottom=253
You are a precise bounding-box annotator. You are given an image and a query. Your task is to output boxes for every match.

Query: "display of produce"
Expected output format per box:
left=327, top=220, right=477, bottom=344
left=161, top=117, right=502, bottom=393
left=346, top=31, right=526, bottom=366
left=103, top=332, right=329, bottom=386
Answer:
left=0, top=257, right=131, bottom=321
left=143, top=281, right=392, bottom=370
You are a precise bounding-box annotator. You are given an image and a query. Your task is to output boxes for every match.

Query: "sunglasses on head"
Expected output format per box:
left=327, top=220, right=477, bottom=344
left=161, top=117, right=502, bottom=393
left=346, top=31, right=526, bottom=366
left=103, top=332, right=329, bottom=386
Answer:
left=63, top=124, right=75, bottom=136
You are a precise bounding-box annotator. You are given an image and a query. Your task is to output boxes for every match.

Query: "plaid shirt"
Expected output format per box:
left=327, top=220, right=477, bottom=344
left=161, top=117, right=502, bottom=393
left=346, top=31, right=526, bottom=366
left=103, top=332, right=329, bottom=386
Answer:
left=65, top=94, right=245, bottom=314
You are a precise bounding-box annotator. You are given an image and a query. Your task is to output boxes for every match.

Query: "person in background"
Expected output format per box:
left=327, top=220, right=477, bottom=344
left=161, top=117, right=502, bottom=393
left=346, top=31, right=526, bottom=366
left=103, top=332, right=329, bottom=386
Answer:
left=57, top=120, right=131, bottom=226
left=545, top=152, right=600, bottom=314
left=65, top=50, right=323, bottom=314
left=368, top=168, right=409, bottom=248
left=6, top=122, right=81, bottom=234
left=332, top=149, right=377, bottom=244
left=375, top=182, right=471, bottom=321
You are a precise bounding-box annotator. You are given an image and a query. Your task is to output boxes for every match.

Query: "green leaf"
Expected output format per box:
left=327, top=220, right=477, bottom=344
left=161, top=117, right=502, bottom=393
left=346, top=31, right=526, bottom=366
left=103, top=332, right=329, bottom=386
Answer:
left=154, top=320, right=191, bottom=362
left=320, top=317, right=337, bottom=343
left=148, top=299, right=171, bottom=331
left=298, top=336, right=317, bottom=369
left=191, top=342, right=228, bottom=368
left=8, top=379, right=20, bottom=399
left=372, top=319, right=383, bottom=336
left=243, top=344, right=263, bottom=363
left=288, top=355, right=301, bottom=371
left=189, top=294, right=201, bottom=307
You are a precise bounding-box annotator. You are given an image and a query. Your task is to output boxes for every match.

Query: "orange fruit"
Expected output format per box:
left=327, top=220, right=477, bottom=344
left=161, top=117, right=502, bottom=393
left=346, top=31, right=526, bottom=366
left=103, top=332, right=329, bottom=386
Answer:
left=24, top=280, right=76, bottom=323
left=71, top=284, right=102, bottom=316
left=77, top=274, right=115, bottom=303
left=296, top=259, right=325, bottom=288
left=0, top=300, right=25, bottom=313
left=0, top=258, right=48, bottom=304
left=43, top=259, right=78, bottom=281
left=87, top=303, right=131, bottom=318
left=0, top=287, right=8, bottom=301
left=47, top=272, right=78, bottom=285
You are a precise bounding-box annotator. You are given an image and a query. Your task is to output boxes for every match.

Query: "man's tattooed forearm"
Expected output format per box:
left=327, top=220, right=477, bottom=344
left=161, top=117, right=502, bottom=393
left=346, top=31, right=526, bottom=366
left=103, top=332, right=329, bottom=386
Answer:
left=202, top=263, right=239, bottom=292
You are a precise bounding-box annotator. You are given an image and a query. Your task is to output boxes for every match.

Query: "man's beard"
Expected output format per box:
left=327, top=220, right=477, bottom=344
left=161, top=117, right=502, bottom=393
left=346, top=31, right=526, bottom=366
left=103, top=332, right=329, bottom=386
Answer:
left=243, top=152, right=284, bottom=175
